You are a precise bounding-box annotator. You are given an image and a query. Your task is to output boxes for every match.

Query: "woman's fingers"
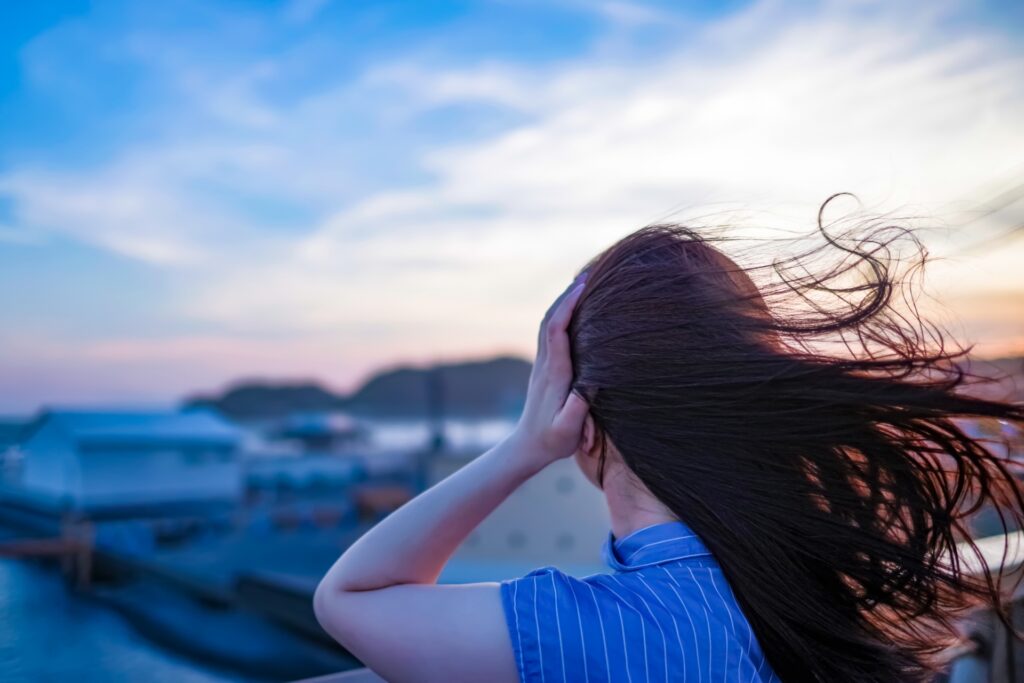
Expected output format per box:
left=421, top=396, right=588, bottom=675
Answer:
left=515, top=274, right=590, bottom=464
left=545, top=281, right=584, bottom=376
left=536, top=273, right=587, bottom=366
left=552, top=390, right=589, bottom=449
left=535, top=280, right=584, bottom=420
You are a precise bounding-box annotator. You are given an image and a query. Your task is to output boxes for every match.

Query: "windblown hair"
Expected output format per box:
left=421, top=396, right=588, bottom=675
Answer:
left=568, top=195, right=1024, bottom=683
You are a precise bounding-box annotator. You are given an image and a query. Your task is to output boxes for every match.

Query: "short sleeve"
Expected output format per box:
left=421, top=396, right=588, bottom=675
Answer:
left=500, top=566, right=594, bottom=683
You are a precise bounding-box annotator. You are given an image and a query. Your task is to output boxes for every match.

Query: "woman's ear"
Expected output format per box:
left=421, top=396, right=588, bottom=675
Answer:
left=581, top=414, right=597, bottom=456
left=573, top=414, right=604, bottom=488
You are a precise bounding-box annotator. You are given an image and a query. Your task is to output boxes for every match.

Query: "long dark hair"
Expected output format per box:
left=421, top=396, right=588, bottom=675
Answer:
left=568, top=195, right=1024, bottom=682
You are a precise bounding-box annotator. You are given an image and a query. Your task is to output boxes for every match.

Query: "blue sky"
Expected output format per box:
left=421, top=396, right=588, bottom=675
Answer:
left=1, top=0, right=1022, bottom=412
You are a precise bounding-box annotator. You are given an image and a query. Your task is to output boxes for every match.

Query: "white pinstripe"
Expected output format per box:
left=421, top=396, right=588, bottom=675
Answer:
left=637, top=572, right=687, bottom=683
left=706, top=569, right=739, bottom=683
left=551, top=573, right=566, bottom=683
left=602, top=581, right=649, bottom=681
left=512, top=581, right=525, bottom=678
left=565, top=579, right=589, bottom=683
left=660, top=565, right=704, bottom=683
left=623, top=535, right=698, bottom=562
left=610, top=574, right=669, bottom=683
left=707, top=569, right=737, bottom=636
left=752, top=646, right=768, bottom=683
left=585, top=582, right=611, bottom=680
left=707, top=568, right=762, bottom=683
left=722, top=623, right=731, bottom=683
left=534, top=578, right=545, bottom=683
left=690, top=569, right=731, bottom=683
left=744, top=610, right=759, bottom=683
left=687, top=567, right=716, bottom=683
left=749, top=618, right=765, bottom=683
left=616, top=603, right=634, bottom=683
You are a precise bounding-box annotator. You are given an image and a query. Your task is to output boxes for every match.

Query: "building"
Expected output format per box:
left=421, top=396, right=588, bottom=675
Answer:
left=0, top=417, right=30, bottom=481
left=14, top=409, right=243, bottom=512
left=428, top=453, right=611, bottom=582
left=269, top=412, right=369, bottom=453
left=244, top=453, right=365, bottom=493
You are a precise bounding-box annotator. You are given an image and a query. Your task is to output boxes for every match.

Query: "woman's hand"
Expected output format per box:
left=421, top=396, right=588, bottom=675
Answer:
left=312, top=272, right=592, bottom=683
left=510, top=275, right=590, bottom=468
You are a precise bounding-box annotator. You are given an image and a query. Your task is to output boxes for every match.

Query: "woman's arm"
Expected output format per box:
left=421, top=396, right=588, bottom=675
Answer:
left=313, top=276, right=588, bottom=682
left=318, top=435, right=543, bottom=594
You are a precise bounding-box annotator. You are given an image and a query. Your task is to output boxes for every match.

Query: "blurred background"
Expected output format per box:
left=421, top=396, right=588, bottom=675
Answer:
left=0, top=1, right=1022, bottom=681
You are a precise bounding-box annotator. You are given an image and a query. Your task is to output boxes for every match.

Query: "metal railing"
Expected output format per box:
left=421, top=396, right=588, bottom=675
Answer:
left=295, top=670, right=384, bottom=683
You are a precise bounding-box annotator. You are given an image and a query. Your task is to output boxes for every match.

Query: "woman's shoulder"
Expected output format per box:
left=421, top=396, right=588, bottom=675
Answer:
left=500, top=560, right=730, bottom=609
left=509, top=560, right=759, bottom=649
left=499, top=562, right=769, bottom=683
left=499, top=565, right=600, bottom=610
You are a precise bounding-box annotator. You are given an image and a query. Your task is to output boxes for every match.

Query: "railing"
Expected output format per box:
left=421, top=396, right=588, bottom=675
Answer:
left=294, top=670, right=384, bottom=683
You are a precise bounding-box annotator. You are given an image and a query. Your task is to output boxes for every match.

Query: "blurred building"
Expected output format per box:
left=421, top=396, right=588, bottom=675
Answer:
left=14, top=409, right=243, bottom=511
left=429, top=453, right=611, bottom=582
left=244, top=453, right=364, bottom=493
left=0, top=417, right=30, bottom=481
left=267, top=412, right=369, bottom=453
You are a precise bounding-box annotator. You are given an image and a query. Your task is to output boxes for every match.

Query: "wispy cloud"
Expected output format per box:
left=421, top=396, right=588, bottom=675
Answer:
left=202, top=0, right=1024, bottom=331
left=1, top=0, right=1022, bottom=409
left=282, top=0, right=335, bottom=26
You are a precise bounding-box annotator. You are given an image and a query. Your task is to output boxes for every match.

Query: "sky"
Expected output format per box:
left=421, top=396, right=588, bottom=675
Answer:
left=0, top=0, right=1022, bottom=413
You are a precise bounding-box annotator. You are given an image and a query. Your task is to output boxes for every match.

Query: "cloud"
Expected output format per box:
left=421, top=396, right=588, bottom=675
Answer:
left=282, top=0, right=335, bottom=25
left=158, top=1, right=1024, bottom=354
left=0, top=224, right=46, bottom=246
left=1, top=168, right=211, bottom=264
left=594, top=1, right=680, bottom=27
left=2, top=0, right=1023, bottom=411
left=215, top=0, right=1023, bottom=342
left=305, top=1, right=1024, bottom=242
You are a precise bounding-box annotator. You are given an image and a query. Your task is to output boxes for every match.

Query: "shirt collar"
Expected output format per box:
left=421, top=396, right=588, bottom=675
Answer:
left=602, top=519, right=712, bottom=571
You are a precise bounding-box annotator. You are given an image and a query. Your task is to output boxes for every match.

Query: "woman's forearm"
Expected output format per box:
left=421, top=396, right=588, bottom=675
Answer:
left=316, top=276, right=587, bottom=602
left=318, top=433, right=545, bottom=594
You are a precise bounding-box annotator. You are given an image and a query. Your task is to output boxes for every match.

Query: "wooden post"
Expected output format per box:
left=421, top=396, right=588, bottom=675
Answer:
left=75, top=520, right=94, bottom=590
left=59, top=511, right=73, bottom=579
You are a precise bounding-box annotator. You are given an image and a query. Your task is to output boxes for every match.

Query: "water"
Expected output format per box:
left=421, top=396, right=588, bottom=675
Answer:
left=0, top=559, right=249, bottom=683
left=361, top=417, right=516, bottom=451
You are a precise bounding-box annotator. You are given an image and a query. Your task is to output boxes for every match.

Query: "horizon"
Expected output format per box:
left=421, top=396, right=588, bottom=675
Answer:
left=1, top=351, right=537, bottom=417
left=3, top=349, right=1021, bottom=419
left=2, top=0, right=1023, bottom=413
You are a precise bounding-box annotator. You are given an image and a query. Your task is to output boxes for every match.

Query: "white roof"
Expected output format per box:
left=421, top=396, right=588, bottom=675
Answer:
left=31, top=409, right=242, bottom=447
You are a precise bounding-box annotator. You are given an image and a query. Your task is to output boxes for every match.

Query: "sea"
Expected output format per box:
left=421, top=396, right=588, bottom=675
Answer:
left=0, top=416, right=520, bottom=682
left=0, top=559, right=249, bottom=683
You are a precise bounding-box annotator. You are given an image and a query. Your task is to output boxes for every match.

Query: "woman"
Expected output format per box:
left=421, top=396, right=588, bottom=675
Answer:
left=314, top=198, right=1024, bottom=682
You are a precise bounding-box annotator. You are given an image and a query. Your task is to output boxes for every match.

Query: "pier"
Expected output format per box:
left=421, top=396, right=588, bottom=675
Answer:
left=0, top=517, right=95, bottom=588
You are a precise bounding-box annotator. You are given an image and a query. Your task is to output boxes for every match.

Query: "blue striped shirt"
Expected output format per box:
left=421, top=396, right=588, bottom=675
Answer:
left=499, top=520, right=779, bottom=682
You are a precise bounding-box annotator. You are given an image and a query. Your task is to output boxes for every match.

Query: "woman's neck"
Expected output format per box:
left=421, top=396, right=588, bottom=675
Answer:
left=602, top=462, right=678, bottom=540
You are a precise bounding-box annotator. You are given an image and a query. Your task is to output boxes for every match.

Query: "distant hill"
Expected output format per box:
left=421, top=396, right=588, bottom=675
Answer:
left=183, top=355, right=532, bottom=420
left=185, top=383, right=343, bottom=420
left=345, top=356, right=531, bottom=418
left=185, top=353, right=1023, bottom=422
